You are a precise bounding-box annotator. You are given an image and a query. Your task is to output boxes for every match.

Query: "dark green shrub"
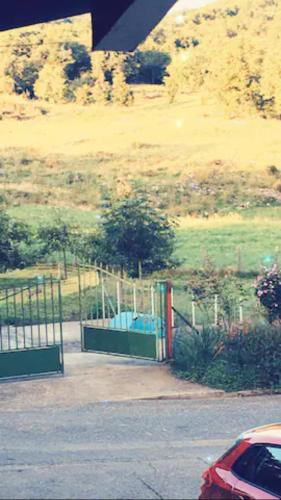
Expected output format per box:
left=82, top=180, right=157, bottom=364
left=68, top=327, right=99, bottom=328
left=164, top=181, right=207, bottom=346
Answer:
left=173, top=327, right=224, bottom=380
left=173, top=322, right=281, bottom=391
left=224, top=324, right=281, bottom=389
left=202, top=359, right=248, bottom=391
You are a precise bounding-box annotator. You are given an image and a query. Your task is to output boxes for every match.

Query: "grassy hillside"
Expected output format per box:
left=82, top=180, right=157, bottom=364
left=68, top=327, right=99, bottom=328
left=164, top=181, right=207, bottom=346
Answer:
left=1, top=0, right=281, bottom=274
left=2, top=88, right=281, bottom=219
left=0, top=88, right=280, bottom=273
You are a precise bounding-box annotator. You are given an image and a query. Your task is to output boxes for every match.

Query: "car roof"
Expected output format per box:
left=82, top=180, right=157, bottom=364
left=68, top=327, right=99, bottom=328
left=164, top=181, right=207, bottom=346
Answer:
left=241, top=423, right=281, bottom=445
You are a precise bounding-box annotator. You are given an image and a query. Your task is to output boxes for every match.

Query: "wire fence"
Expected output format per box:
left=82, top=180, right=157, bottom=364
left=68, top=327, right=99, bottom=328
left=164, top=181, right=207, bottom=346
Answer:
left=172, top=286, right=263, bottom=331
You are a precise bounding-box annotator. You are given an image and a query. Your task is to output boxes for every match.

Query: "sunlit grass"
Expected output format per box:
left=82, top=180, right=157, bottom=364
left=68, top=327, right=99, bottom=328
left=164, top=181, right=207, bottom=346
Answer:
left=176, top=215, right=280, bottom=272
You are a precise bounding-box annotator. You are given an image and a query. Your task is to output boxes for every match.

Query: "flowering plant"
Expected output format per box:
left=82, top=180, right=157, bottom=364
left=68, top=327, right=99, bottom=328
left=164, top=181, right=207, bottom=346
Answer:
left=255, top=266, right=281, bottom=322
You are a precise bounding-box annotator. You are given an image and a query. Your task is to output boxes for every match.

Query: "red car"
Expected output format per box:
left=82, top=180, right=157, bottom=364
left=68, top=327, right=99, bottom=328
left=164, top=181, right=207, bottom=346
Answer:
left=199, top=423, right=281, bottom=499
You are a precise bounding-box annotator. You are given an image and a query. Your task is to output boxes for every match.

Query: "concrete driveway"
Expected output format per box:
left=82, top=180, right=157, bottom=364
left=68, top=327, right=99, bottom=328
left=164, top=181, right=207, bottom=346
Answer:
left=0, top=322, right=222, bottom=411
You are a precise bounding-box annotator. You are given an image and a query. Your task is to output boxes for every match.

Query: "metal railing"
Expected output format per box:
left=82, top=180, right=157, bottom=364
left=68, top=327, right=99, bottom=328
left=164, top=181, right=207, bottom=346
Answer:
left=0, top=278, right=63, bottom=356
left=78, top=266, right=165, bottom=337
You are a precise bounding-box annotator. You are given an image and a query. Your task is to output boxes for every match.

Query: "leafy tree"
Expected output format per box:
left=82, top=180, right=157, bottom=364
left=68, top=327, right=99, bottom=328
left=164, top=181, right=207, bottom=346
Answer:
left=35, top=63, right=65, bottom=103
left=126, top=50, right=171, bottom=84
left=34, top=49, right=73, bottom=103
left=70, top=231, right=103, bottom=264
left=37, top=219, right=72, bottom=278
left=64, top=42, right=91, bottom=80
left=205, top=38, right=259, bottom=115
left=111, top=65, right=134, bottom=105
left=164, top=51, right=191, bottom=103
left=91, top=53, right=111, bottom=104
left=75, top=82, right=94, bottom=105
left=260, top=10, right=281, bottom=117
left=0, top=72, right=14, bottom=95
left=0, top=211, right=35, bottom=271
left=101, top=196, right=175, bottom=277
left=8, top=58, right=40, bottom=98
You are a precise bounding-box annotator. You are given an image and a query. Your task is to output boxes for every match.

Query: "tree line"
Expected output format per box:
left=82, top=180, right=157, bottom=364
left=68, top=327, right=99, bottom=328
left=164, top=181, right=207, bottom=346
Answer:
left=0, top=196, right=176, bottom=278
left=0, top=17, right=170, bottom=105
left=1, top=0, right=281, bottom=117
left=1, top=0, right=280, bottom=113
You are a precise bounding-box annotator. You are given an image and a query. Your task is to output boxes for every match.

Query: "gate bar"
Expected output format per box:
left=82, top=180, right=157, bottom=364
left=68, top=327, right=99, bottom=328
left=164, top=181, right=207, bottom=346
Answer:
left=165, top=280, right=173, bottom=359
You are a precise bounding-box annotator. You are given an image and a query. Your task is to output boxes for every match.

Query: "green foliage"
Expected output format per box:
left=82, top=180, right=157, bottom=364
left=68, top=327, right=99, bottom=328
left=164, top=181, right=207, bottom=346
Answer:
left=37, top=218, right=72, bottom=276
left=70, top=231, right=103, bottom=264
left=75, top=82, right=94, bottom=105
left=126, top=50, right=171, bottom=84
left=186, top=260, right=248, bottom=330
left=164, top=49, right=207, bottom=103
left=173, top=327, right=224, bottom=380
left=101, top=196, right=176, bottom=277
left=255, top=267, right=281, bottom=322
left=164, top=52, right=190, bottom=103
left=174, top=322, right=281, bottom=391
left=64, top=42, right=91, bottom=80
left=34, top=50, right=72, bottom=103
left=0, top=210, right=37, bottom=271
left=111, top=65, right=134, bottom=106
left=8, top=58, right=40, bottom=98
left=91, top=53, right=111, bottom=104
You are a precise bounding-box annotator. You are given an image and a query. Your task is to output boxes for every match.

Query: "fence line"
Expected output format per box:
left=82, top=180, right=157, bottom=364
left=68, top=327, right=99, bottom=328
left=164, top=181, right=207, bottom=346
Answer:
left=174, top=291, right=260, bottom=329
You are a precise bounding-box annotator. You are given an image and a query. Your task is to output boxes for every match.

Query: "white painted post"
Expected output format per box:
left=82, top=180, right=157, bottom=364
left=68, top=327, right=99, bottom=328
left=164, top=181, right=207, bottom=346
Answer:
left=214, top=294, right=218, bottom=326
left=133, top=284, right=137, bottom=316
left=192, top=299, right=196, bottom=327
left=151, top=286, right=155, bottom=316
left=117, top=281, right=121, bottom=316
left=239, top=302, right=243, bottom=323
left=101, top=276, right=106, bottom=326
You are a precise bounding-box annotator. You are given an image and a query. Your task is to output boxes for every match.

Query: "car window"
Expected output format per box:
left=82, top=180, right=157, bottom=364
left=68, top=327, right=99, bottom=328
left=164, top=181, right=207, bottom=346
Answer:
left=232, top=444, right=281, bottom=497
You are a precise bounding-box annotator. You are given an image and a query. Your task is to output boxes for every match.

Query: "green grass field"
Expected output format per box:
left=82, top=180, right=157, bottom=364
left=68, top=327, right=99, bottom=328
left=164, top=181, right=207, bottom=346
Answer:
left=6, top=203, right=281, bottom=274
left=176, top=214, right=280, bottom=272
left=7, top=204, right=99, bottom=229
left=2, top=88, right=281, bottom=276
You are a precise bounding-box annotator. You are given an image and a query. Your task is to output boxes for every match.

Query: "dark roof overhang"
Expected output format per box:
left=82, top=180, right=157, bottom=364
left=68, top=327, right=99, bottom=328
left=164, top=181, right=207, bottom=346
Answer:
left=0, top=1, right=177, bottom=51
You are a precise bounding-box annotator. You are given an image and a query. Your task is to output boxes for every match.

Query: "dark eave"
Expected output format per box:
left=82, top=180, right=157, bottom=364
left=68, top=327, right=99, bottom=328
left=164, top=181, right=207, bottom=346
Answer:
left=0, top=1, right=177, bottom=51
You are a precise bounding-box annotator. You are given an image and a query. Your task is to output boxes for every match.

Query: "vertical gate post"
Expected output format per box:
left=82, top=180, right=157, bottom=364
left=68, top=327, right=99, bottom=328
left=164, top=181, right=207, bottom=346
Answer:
left=58, top=279, right=65, bottom=374
left=165, top=280, right=173, bottom=359
left=77, top=264, right=84, bottom=351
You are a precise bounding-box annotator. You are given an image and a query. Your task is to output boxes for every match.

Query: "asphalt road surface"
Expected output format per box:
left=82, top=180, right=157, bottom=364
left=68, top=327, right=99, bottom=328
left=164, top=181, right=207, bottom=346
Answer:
left=1, top=395, right=281, bottom=499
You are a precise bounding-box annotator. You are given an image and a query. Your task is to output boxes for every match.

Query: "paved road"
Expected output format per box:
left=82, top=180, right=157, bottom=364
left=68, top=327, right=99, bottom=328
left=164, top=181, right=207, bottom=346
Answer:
left=1, top=396, right=281, bottom=499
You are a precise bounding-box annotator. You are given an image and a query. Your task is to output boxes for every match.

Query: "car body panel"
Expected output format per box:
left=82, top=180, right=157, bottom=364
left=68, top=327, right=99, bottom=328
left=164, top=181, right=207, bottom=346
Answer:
left=199, top=424, right=281, bottom=500
left=232, top=477, right=278, bottom=500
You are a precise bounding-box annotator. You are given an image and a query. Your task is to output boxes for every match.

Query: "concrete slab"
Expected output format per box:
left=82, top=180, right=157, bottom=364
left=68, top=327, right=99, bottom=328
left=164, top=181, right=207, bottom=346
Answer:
left=0, top=321, right=223, bottom=411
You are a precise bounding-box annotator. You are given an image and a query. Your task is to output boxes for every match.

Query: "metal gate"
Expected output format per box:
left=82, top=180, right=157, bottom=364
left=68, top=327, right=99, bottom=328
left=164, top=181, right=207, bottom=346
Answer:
left=0, top=278, right=64, bottom=379
left=78, top=266, right=172, bottom=361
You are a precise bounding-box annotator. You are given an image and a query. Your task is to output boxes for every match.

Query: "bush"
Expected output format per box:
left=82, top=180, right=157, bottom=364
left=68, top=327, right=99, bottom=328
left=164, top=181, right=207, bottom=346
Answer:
left=173, top=323, right=281, bottom=391
left=173, top=327, right=224, bottom=381
left=255, top=267, right=281, bottom=322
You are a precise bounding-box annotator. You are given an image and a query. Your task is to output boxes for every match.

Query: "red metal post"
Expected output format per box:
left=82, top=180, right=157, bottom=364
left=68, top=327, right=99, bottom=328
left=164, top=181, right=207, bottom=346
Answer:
left=165, top=280, right=173, bottom=359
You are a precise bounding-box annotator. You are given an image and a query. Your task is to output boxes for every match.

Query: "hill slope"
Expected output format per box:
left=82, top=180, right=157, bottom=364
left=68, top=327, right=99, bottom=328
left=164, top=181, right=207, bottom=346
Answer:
left=1, top=87, right=281, bottom=218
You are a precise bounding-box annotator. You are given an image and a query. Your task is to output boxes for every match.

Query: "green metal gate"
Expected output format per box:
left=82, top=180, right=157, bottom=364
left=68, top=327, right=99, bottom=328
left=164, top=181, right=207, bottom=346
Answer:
left=0, top=278, right=64, bottom=379
left=78, top=266, right=168, bottom=361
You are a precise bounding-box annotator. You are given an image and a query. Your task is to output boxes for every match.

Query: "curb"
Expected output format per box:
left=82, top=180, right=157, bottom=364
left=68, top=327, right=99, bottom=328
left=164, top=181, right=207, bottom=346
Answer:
left=121, top=389, right=281, bottom=402
left=223, top=388, right=281, bottom=399
left=127, top=390, right=226, bottom=401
